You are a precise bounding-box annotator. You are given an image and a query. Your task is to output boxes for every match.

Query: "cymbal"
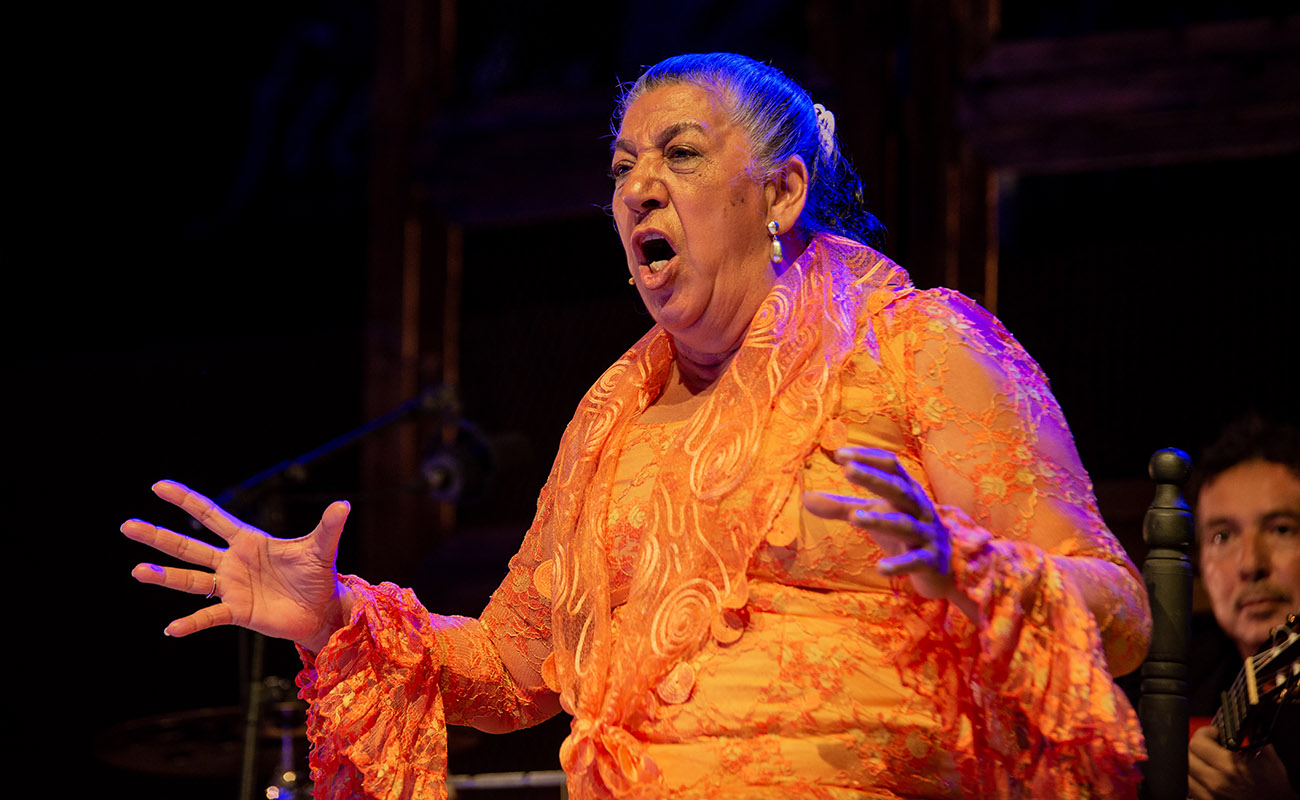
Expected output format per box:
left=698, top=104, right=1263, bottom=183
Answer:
left=94, top=705, right=270, bottom=777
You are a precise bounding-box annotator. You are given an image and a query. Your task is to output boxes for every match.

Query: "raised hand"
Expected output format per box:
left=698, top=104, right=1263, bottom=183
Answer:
left=123, top=480, right=353, bottom=653
left=804, top=447, right=971, bottom=615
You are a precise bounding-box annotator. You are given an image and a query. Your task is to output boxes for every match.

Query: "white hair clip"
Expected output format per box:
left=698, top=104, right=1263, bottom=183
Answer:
left=813, top=103, right=836, bottom=162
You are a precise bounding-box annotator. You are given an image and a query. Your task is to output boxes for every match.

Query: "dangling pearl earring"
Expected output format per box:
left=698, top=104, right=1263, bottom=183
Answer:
left=767, top=220, right=783, bottom=264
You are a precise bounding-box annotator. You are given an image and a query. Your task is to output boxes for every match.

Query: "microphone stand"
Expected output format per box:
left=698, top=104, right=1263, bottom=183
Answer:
left=218, top=387, right=455, bottom=800
left=216, top=384, right=456, bottom=510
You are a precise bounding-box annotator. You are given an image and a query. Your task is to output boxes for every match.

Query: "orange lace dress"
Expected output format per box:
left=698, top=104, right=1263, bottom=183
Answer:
left=297, top=235, right=1151, bottom=800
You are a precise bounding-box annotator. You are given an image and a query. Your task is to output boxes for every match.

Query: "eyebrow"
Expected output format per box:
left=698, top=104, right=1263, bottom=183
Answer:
left=612, top=121, right=708, bottom=156
left=1197, top=509, right=1299, bottom=537
left=1197, top=515, right=1237, bottom=532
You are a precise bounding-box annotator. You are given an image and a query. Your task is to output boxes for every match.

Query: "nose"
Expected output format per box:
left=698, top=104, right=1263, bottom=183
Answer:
left=619, top=157, right=667, bottom=215
left=1235, top=529, right=1272, bottom=581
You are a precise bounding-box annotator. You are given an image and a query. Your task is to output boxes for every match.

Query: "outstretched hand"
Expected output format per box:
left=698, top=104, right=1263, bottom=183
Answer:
left=804, top=447, right=974, bottom=618
left=122, top=480, right=353, bottom=653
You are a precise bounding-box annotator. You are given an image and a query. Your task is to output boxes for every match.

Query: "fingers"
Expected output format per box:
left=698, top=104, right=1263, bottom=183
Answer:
left=806, top=448, right=954, bottom=588
left=152, top=479, right=250, bottom=543
left=804, top=494, right=936, bottom=556
left=831, top=446, right=903, bottom=469
left=1187, top=767, right=1212, bottom=800
left=121, top=518, right=221, bottom=569
left=803, top=492, right=921, bottom=542
left=1189, top=726, right=1237, bottom=772
left=833, top=448, right=934, bottom=521
left=878, top=547, right=943, bottom=576
left=801, top=490, right=882, bottom=521
left=802, top=494, right=927, bottom=545
left=129, top=559, right=232, bottom=638
left=1188, top=725, right=1220, bottom=758
left=308, top=500, right=351, bottom=562
left=131, top=563, right=219, bottom=596
left=164, top=603, right=235, bottom=638
left=1188, top=727, right=1244, bottom=799
left=859, top=509, right=950, bottom=576
left=849, top=508, right=927, bottom=541
left=1188, top=749, right=1236, bottom=800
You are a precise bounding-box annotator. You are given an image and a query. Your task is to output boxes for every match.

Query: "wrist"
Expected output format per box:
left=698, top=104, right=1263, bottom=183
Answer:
left=298, top=579, right=355, bottom=654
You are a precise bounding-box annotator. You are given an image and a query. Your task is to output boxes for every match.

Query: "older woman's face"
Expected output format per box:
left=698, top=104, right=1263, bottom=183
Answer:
left=611, top=83, right=778, bottom=360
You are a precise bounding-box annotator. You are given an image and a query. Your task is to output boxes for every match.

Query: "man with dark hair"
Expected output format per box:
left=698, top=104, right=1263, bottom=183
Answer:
left=1186, top=414, right=1299, bottom=800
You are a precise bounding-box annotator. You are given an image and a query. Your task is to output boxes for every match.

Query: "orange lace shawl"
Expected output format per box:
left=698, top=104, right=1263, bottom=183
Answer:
left=539, top=236, right=912, bottom=794
left=298, top=235, right=1149, bottom=799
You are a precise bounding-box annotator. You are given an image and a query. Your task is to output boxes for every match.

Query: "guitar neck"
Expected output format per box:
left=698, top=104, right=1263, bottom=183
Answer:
left=1213, top=614, right=1299, bottom=751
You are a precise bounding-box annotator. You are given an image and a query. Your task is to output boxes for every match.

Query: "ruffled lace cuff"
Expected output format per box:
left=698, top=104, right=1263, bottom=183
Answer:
left=901, top=508, right=1146, bottom=797
left=296, top=575, right=450, bottom=800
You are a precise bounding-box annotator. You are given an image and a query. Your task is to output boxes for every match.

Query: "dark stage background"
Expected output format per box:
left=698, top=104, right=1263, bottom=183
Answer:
left=8, top=1, right=1298, bottom=797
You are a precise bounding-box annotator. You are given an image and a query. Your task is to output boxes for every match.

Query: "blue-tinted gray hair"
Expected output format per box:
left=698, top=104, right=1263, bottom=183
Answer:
left=617, top=52, right=885, bottom=249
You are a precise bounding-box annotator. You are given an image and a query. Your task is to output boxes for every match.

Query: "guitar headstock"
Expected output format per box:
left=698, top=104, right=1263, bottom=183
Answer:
left=1218, top=612, right=1299, bottom=751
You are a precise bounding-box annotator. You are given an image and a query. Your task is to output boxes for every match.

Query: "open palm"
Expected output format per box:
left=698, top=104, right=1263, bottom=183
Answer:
left=123, top=480, right=351, bottom=651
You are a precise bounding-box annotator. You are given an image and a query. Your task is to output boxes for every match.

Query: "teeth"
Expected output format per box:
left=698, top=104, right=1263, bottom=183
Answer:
left=638, top=232, right=674, bottom=273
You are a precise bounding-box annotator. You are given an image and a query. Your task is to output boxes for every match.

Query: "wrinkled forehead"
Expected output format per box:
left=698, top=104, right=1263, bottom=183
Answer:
left=1195, top=459, right=1300, bottom=537
left=614, top=81, right=740, bottom=144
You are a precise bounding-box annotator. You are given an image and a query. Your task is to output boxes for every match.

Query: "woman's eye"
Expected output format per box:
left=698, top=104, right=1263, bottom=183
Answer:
left=666, top=145, right=697, bottom=161
left=608, top=161, right=632, bottom=181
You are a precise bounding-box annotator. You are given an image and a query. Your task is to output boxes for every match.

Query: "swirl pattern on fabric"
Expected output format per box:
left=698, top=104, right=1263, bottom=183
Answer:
left=296, top=235, right=1151, bottom=799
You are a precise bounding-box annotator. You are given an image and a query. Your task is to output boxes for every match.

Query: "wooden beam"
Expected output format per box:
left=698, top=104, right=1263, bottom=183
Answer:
left=359, top=0, right=454, bottom=583
left=959, top=14, right=1300, bottom=172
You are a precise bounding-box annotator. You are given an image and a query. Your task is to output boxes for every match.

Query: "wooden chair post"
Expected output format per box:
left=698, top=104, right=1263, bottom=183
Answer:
left=1139, top=448, right=1194, bottom=800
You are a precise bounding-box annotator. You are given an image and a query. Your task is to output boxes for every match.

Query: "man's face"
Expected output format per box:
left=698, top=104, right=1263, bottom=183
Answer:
left=1197, top=459, right=1300, bottom=658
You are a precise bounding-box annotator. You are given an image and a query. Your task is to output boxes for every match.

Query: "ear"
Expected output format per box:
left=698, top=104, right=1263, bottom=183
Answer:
left=764, top=155, right=809, bottom=234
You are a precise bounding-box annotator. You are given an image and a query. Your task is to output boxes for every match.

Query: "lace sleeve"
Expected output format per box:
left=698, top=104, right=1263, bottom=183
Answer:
left=873, top=288, right=1150, bottom=794
left=296, top=571, right=560, bottom=800
left=885, top=289, right=1150, bottom=666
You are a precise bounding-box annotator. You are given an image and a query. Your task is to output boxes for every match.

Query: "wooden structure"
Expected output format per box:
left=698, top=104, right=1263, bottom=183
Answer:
left=355, top=1, right=1300, bottom=581
left=1139, top=448, right=1194, bottom=800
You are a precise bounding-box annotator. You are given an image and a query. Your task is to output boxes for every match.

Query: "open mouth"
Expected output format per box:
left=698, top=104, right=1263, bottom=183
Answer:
left=638, top=233, right=677, bottom=274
